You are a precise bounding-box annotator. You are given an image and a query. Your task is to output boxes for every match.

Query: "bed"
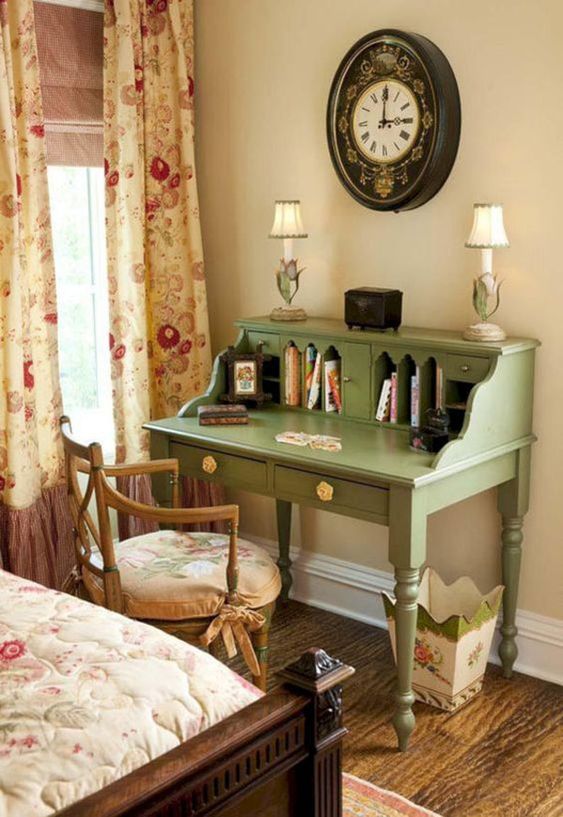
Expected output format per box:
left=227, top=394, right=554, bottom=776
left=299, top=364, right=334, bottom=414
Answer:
left=0, top=569, right=353, bottom=817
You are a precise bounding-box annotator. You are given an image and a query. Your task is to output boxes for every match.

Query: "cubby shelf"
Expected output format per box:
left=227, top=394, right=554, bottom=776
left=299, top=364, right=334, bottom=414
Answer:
left=225, top=316, right=539, bottom=462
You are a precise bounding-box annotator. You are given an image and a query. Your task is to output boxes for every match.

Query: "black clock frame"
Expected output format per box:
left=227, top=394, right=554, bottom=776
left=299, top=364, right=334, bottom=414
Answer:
left=326, top=29, right=461, bottom=212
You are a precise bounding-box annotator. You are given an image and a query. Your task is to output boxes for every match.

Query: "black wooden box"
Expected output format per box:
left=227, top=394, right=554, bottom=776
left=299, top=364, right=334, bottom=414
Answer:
left=345, top=288, right=403, bottom=330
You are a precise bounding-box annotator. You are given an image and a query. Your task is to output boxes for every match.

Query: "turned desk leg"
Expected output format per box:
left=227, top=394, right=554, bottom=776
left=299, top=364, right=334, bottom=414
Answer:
left=499, top=516, right=523, bottom=677
left=276, top=499, right=293, bottom=602
left=388, top=486, right=427, bottom=752
left=392, top=567, right=419, bottom=752
left=497, top=447, right=531, bottom=679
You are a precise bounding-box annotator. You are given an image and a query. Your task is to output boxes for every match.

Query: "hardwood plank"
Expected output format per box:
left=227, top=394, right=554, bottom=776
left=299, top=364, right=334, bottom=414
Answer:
left=227, top=600, right=563, bottom=817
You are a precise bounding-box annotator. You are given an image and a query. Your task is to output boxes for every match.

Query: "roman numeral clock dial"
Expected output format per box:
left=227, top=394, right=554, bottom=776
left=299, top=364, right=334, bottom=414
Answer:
left=352, top=80, right=419, bottom=164
left=327, top=29, right=461, bottom=211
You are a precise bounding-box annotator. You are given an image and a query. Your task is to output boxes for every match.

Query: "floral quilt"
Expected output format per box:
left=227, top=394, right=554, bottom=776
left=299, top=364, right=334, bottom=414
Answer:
left=0, top=570, right=261, bottom=817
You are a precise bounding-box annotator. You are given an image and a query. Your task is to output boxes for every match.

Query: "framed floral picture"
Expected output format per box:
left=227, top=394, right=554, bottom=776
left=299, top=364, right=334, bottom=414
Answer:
left=234, top=360, right=257, bottom=396
left=220, top=346, right=272, bottom=406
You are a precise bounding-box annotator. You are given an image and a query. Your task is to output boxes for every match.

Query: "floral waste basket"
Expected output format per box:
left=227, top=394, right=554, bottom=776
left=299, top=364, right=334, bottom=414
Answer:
left=383, top=568, right=503, bottom=711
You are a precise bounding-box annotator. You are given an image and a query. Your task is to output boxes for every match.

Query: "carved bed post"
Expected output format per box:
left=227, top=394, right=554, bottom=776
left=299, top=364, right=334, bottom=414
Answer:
left=279, top=648, right=355, bottom=817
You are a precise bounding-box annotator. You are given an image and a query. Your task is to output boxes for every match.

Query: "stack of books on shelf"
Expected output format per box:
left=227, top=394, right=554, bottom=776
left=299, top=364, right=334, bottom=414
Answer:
left=286, top=343, right=342, bottom=414
left=376, top=371, right=398, bottom=423
left=375, top=362, right=444, bottom=426
left=285, top=344, right=301, bottom=406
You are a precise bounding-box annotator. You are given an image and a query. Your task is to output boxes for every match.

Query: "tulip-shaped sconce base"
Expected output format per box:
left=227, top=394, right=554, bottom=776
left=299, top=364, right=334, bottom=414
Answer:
left=270, top=258, right=307, bottom=321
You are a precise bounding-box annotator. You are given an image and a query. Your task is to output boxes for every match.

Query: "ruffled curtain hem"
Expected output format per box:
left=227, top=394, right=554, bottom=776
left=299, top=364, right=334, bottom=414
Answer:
left=0, top=484, right=74, bottom=590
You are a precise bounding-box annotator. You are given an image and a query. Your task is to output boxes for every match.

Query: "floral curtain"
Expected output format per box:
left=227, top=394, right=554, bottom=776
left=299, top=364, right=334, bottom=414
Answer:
left=104, top=0, right=224, bottom=532
left=0, top=0, right=73, bottom=588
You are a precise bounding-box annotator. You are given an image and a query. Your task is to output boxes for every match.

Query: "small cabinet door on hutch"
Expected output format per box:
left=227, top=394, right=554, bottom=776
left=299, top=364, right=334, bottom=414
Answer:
left=343, top=342, right=371, bottom=420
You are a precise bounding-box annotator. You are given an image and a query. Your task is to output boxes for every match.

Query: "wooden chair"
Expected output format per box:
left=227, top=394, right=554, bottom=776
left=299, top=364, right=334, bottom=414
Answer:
left=60, top=416, right=281, bottom=690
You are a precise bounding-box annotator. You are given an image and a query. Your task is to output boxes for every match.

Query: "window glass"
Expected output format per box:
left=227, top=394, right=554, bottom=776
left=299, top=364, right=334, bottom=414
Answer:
left=47, top=166, right=114, bottom=455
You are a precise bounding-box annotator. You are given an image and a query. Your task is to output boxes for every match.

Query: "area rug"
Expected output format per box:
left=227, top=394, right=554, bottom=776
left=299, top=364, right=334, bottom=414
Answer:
left=343, top=773, right=441, bottom=817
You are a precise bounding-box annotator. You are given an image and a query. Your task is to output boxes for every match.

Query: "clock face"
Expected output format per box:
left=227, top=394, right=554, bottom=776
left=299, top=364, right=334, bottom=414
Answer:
left=352, top=80, right=420, bottom=164
left=327, top=30, right=461, bottom=211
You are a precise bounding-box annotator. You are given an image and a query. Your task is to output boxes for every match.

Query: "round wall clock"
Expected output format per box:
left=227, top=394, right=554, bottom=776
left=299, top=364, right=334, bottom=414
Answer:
left=327, top=30, right=461, bottom=211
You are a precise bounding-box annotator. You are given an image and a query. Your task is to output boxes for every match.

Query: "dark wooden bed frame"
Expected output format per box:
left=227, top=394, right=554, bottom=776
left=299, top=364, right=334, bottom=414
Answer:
left=58, top=648, right=354, bottom=817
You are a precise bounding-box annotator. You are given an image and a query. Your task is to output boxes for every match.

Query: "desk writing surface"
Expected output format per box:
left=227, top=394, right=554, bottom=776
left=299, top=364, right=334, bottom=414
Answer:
left=146, top=406, right=437, bottom=486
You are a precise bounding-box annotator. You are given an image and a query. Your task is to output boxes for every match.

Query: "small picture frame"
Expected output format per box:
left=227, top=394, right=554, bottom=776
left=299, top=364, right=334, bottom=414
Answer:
left=220, top=346, right=272, bottom=406
left=234, top=359, right=258, bottom=397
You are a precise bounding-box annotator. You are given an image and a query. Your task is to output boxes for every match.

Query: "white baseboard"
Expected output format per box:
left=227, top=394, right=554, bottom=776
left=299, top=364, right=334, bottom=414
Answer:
left=244, top=532, right=563, bottom=687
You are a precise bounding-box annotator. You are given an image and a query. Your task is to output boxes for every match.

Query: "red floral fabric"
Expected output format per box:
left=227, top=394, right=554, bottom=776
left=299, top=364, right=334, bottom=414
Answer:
left=104, top=0, right=211, bottom=465
left=0, top=0, right=73, bottom=588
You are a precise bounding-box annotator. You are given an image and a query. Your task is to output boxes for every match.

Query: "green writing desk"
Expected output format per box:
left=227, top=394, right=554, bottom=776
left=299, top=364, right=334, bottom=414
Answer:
left=146, top=317, right=539, bottom=751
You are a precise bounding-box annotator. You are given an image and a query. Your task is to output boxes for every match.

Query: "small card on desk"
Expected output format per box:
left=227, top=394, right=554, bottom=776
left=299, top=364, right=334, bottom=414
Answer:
left=198, top=404, right=249, bottom=425
left=275, top=432, right=342, bottom=452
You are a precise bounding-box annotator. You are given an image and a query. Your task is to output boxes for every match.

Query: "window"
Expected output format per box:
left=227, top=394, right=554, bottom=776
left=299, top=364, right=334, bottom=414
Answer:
left=48, top=166, right=114, bottom=454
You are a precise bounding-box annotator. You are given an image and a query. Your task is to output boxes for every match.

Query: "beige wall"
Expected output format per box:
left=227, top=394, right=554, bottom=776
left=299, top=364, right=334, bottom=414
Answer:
left=194, top=0, right=563, bottom=620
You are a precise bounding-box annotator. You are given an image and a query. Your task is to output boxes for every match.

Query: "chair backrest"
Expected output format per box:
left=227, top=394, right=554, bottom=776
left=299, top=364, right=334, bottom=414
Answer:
left=60, top=416, right=241, bottom=614
left=60, top=416, right=124, bottom=611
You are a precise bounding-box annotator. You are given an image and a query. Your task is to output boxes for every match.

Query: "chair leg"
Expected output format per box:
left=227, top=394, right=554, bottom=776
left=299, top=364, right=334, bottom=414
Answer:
left=251, top=607, right=273, bottom=692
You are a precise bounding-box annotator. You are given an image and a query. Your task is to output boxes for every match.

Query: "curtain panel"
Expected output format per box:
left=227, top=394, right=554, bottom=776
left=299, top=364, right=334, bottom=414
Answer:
left=0, top=0, right=73, bottom=588
left=104, top=0, right=223, bottom=532
left=34, top=2, right=103, bottom=167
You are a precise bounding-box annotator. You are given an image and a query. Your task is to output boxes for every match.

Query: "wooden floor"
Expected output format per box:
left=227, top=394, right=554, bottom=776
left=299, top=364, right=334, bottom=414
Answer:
left=233, top=600, right=563, bottom=817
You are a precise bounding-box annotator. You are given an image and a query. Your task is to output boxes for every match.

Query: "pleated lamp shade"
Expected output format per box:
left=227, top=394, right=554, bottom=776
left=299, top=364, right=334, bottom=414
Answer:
left=269, top=201, right=307, bottom=239
left=465, top=203, right=509, bottom=249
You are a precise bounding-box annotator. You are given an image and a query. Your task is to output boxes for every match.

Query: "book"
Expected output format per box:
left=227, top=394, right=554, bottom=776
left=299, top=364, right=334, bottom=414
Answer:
left=436, top=364, right=444, bottom=410
left=410, top=365, right=420, bottom=427
left=304, top=345, right=316, bottom=405
left=307, top=351, right=322, bottom=409
left=324, top=357, right=342, bottom=413
left=376, top=378, right=392, bottom=422
left=390, top=371, right=398, bottom=423
left=198, top=404, right=248, bottom=425
left=284, top=344, right=301, bottom=406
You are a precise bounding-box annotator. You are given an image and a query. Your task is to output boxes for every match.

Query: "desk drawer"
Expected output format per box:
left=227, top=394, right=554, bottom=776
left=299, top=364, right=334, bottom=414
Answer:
left=247, top=331, right=280, bottom=356
left=446, top=354, right=490, bottom=383
left=170, top=442, right=268, bottom=492
left=274, top=465, right=388, bottom=520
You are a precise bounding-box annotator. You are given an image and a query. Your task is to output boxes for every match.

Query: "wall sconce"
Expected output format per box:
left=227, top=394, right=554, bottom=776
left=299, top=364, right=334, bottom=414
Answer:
left=269, top=200, right=308, bottom=321
left=463, top=203, right=509, bottom=342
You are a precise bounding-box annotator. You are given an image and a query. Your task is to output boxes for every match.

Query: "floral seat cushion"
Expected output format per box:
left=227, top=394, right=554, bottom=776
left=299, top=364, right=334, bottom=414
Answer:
left=83, top=530, right=281, bottom=620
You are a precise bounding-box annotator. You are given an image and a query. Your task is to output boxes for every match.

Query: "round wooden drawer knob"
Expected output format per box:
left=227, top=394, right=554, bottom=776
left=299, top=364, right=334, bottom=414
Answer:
left=202, top=455, right=218, bottom=474
left=460, top=364, right=470, bottom=373
left=316, top=481, right=334, bottom=502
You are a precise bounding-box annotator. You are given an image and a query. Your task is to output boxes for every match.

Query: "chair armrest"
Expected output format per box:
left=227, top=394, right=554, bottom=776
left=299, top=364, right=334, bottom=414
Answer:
left=102, top=476, right=238, bottom=528
left=102, top=459, right=179, bottom=479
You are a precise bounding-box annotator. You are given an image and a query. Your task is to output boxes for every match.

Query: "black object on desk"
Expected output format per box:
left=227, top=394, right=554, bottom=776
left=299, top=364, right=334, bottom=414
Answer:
left=345, top=287, right=403, bottom=330
left=410, top=408, right=450, bottom=453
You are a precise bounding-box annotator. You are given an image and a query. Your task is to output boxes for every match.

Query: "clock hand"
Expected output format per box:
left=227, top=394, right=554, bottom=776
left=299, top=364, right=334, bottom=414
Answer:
left=379, top=84, right=389, bottom=129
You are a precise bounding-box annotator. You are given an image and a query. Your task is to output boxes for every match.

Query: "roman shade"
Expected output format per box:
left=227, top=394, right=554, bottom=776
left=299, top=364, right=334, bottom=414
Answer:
left=34, top=2, right=103, bottom=166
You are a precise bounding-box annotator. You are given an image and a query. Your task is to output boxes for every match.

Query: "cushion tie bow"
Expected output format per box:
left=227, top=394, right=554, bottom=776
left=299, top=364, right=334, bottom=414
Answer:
left=200, top=603, right=265, bottom=678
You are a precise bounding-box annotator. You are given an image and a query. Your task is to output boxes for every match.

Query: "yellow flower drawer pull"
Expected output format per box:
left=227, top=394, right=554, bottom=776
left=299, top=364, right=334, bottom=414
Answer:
left=316, top=481, right=334, bottom=502
left=202, top=455, right=218, bottom=474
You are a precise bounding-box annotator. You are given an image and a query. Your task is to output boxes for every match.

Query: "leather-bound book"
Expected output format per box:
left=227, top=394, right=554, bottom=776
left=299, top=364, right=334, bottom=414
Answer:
left=198, top=404, right=249, bottom=425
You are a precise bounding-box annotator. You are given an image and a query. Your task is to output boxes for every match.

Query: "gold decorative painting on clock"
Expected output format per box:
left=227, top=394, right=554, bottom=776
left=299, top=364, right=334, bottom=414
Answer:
left=327, top=30, right=461, bottom=211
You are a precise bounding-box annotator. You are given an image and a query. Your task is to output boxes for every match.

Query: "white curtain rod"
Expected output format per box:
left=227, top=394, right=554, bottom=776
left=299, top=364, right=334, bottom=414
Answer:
left=34, top=0, right=103, bottom=12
